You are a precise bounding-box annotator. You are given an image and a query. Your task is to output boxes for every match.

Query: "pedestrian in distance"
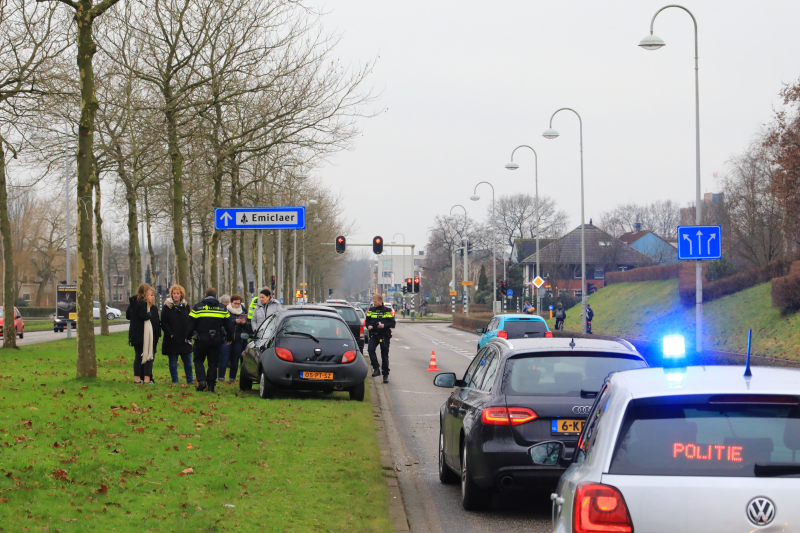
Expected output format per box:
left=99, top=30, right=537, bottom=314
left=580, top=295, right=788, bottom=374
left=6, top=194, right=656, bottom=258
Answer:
left=584, top=303, right=594, bottom=334
left=554, top=302, right=566, bottom=331
left=161, top=284, right=194, bottom=384
left=522, top=300, right=535, bottom=315
left=127, top=283, right=161, bottom=385
left=366, top=293, right=396, bottom=383
left=186, top=288, right=233, bottom=393
left=219, top=294, right=251, bottom=383
left=249, top=288, right=283, bottom=334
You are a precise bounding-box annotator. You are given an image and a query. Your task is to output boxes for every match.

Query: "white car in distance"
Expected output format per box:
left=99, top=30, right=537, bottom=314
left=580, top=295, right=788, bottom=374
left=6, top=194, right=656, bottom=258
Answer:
left=93, top=301, right=121, bottom=320
left=531, top=364, right=800, bottom=533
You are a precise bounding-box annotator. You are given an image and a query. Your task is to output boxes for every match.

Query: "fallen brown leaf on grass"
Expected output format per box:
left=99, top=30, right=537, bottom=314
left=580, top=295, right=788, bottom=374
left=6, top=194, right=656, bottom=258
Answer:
left=52, top=469, right=70, bottom=481
left=53, top=441, right=62, bottom=448
left=134, top=427, right=144, bottom=433
left=97, top=484, right=108, bottom=494
left=176, top=468, right=194, bottom=477
left=81, top=386, right=88, bottom=390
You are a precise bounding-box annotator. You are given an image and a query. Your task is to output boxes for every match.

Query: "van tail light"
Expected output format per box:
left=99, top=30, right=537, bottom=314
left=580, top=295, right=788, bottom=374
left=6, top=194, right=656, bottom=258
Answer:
left=341, top=350, right=357, bottom=364
left=275, top=347, right=293, bottom=362
left=573, top=483, right=633, bottom=533
left=497, top=330, right=508, bottom=339
left=481, top=406, right=537, bottom=426
left=544, top=331, right=553, bottom=338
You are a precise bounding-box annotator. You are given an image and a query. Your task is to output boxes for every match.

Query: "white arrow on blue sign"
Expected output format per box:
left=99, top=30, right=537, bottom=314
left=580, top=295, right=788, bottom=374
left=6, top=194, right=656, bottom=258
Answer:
left=214, top=207, right=305, bottom=231
left=677, top=225, right=722, bottom=260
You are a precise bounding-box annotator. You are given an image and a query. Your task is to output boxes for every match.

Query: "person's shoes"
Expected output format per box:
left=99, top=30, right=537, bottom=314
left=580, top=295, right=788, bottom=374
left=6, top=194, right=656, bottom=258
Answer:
left=145, top=381, right=155, bottom=386
left=196, top=381, right=207, bottom=392
left=207, top=384, right=216, bottom=393
left=372, top=369, right=381, bottom=377
left=383, top=376, right=389, bottom=384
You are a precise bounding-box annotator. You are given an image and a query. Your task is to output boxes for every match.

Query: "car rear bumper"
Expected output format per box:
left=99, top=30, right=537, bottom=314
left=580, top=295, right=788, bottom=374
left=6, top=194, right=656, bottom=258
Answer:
left=469, top=435, right=575, bottom=490
left=261, top=356, right=368, bottom=391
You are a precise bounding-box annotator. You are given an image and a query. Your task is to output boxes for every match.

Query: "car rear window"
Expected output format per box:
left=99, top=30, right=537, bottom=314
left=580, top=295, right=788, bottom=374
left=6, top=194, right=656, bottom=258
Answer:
left=502, top=353, right=646, bottom=396
left=503, top=320, right=547, bottom=338
left=609, top=397, right=800, bottom=477
left=278, top=316, right=351, bottom=340
left=331, top=307, right=358, bottom=322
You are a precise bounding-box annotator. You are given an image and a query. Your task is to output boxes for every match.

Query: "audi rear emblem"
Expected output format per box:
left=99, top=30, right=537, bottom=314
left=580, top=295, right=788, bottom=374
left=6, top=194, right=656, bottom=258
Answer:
left=747, top=497, right=776, bottom=526
left=572, top=406, right=591, bottom=415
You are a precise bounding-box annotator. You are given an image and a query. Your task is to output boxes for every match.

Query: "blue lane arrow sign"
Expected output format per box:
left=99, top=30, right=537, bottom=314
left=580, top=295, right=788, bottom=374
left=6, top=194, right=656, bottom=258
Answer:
left=214, top=206, right=306, bottom=231
left=677, top=225, right=722, bottom=260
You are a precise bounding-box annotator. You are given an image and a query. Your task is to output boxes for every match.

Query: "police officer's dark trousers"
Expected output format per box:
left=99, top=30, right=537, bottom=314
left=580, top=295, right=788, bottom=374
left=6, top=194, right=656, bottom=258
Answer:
left=193, top=341, right=221, bottom=387
left=367, top=336, right=390, bottom=377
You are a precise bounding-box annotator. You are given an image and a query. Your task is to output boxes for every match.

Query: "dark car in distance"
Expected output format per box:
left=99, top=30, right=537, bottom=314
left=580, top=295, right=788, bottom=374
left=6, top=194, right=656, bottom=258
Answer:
left=434, top=337, right=648, bottom=510
left=321, top=303, right=365, bottom=353
left=239, top=308, right=368, bottom=401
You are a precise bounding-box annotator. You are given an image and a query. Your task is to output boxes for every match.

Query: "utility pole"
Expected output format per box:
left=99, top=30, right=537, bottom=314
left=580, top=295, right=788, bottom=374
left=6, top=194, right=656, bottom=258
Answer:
left=451, top=249, right=457, bottom=315
left=463, top=237, right=469, bottom=317
left=64, top=118, right=71, bottom=339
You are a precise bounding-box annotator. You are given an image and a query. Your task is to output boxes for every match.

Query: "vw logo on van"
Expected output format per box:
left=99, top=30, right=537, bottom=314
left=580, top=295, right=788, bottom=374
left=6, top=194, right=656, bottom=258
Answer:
left=572, top=406, right=591, bottom=415
left=747, top=497, right=776, bottom=526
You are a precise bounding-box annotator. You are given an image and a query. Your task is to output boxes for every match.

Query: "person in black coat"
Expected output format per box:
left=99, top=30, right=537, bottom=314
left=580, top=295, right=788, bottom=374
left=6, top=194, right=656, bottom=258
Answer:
left=218, top=294, right=252, bottom=383
left=127, top=283, right=161, bottom=385
left=161, top=284, right=194, bottom=384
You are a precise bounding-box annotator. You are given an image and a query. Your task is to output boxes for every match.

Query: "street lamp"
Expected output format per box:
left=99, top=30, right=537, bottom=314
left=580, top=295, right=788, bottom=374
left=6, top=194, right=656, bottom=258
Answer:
left=640, top=4, right=703, bottom=353
left=471, top=182, right=497, bottom=313
left=505, top=145, right=542, bottom=316
left=543, top=108, right=587, bottom=334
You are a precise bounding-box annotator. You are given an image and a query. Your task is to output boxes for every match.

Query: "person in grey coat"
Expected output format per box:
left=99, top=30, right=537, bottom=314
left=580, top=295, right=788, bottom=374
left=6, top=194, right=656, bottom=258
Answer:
left=250, top=288, right=283, bottom=333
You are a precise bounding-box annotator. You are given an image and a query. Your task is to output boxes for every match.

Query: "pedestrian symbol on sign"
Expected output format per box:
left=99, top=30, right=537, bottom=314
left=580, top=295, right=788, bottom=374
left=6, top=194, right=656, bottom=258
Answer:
left=240, top=213, right=248, bottom=224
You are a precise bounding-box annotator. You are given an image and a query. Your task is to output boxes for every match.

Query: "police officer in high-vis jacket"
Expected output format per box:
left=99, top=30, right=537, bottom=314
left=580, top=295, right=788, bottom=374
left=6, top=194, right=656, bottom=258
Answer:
left=366, top=294, right=396, bottom=383
left=186, top=288, right=233, bottom=392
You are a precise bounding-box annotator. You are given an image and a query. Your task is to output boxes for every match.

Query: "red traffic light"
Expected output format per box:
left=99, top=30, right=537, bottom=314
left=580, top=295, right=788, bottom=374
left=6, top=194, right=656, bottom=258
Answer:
left=337, top=237, right=344, bottom=243
left=375, top=237, right=381, bottom=243
left=372, top=236, right=383, bottom=255
left=335, top=235, right=346, bottom=254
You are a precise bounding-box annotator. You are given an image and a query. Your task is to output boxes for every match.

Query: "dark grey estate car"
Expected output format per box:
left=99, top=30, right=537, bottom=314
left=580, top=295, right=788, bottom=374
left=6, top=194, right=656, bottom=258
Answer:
left=434, top=337, right=648, bottom=510
left=239, top=308, right=369, bottom=401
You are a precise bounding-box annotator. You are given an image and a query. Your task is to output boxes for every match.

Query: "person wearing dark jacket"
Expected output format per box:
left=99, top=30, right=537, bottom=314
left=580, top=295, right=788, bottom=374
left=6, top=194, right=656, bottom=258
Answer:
left=127, top=283, right=161, bottom=385
left=161, top=284, right=194, bottom=384
left=186, top=288, right=233, bottom=393
left=554, top=302, right=567, bottom=331
left=218, top=294, right=252, bottom=383
left=365, top=294, right=396, bottom=383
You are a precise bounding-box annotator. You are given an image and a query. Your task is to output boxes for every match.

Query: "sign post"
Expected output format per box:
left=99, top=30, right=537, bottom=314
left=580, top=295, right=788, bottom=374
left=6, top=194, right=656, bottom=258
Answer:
left=677, top=225, right=722, bottom=353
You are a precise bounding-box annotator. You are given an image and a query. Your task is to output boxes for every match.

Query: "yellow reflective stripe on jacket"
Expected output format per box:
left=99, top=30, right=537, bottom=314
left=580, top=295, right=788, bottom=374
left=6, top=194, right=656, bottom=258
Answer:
left=247, top=296, right=258, bottom=319
left=189, top=306, right=229, bottom=319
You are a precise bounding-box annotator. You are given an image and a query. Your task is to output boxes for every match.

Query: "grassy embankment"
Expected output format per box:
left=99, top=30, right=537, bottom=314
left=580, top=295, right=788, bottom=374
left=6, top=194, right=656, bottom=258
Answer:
left=0, top=333, right=391, bottom=532
left=546, top=279, right=800, bottom=360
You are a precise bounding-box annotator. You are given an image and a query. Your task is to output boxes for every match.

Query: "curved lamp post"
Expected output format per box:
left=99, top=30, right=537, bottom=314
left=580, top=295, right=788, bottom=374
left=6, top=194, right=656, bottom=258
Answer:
left=640, top=4, right=703, bottom=353
left=506, top=145, right=542, bottom=315
left=543, top=108, right=587, bottom=334
left=471, top=182, right=496, bottom=312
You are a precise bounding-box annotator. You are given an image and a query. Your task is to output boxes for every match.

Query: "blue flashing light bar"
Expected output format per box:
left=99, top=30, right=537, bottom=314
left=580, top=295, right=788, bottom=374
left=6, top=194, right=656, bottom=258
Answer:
left=663, top=335, right=686, bottom=358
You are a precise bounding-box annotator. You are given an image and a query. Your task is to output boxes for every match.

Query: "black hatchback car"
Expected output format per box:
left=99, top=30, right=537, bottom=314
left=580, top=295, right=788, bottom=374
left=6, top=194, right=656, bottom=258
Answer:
left=239, top=309, right=368, bottom=401
left=321, top=304, right=365, bottom=353
left=434, top=337, right=647, bottom=510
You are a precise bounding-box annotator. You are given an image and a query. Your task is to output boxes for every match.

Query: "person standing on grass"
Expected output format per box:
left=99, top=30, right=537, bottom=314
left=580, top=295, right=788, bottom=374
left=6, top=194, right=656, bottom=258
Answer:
left=186, top=288, right=233, bottom=393
left=250, top=288, right=282, bottom=333
left=219, top=294, right=251, bottom=383
left=127, top=284, right=161, bottom=385
left=161, top=284, right=194, bottom=384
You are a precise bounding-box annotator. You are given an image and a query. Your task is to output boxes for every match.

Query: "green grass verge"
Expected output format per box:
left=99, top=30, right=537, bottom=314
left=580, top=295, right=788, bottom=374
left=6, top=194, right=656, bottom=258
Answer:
left=0, top=333, right=391, bottom=532
left=21, top=320, right=128, bottom=333
left=546, top=280, right=800, bottom=360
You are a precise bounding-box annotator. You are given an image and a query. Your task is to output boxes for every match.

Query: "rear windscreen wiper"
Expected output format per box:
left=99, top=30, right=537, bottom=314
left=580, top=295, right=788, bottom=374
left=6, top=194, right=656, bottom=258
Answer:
left=282, top=331, right=319, bottom=343
left=581, top=390, right=598, bottom=398
left=754, top=463, right=800, bottom=477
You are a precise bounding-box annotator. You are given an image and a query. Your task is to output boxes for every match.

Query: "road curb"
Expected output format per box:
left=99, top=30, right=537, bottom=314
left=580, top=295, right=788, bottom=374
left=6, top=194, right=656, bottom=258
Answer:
left=369, top=377, right=411, bottom=532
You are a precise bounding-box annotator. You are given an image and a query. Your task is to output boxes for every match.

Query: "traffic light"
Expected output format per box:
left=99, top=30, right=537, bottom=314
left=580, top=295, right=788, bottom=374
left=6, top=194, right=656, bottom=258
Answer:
left=271, top=276, right=276, bottom=290
left=249, top=281, right=254, bottom=294
left=328, top=288, right=333, bottom=296
left=335, top=235, right=346, bottom=254
left=372, top=236, right=383, bottom=255
left=587, top=282, right=597, bottom=295
left=406, top=278, right=412, bottom=293
left=499, top=281, right=508, bottom=295
left=413, top=277, right=420, bottom=293
left=401, top=286, right=407, bottom=294
left=156, top=285, right=163, bottom=295
left=467, top=242, right=473, bottom=255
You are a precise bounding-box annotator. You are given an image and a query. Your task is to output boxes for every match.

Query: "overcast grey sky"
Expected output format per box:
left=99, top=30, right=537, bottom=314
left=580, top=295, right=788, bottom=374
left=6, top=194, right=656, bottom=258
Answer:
left=309, top=0, right=800, bottom=252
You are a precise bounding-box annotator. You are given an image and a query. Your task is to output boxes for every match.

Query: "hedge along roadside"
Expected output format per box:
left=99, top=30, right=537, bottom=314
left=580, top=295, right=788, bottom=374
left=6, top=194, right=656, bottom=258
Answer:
left=605, top=262, right=681, bottom=285
left=680, top=258, right=794, bottom=306
left=772, top=261, right=800, bottom=312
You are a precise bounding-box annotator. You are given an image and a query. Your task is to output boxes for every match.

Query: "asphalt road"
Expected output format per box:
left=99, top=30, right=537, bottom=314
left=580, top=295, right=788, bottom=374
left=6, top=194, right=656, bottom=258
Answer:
left=380, top=322, right=552, bottom=533
left=16, top=323, right=130, bottom=346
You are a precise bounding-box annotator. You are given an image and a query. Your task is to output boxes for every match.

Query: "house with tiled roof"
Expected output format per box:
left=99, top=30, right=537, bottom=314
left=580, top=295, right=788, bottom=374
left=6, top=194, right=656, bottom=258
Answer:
left=519, top=222, right=657, bottom=297
left=619, top=226, right=678, bottom=265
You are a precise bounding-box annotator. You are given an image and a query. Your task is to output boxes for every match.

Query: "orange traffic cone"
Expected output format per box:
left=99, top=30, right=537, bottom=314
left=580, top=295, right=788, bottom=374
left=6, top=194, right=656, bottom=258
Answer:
left=426, top=350, right=439, bottom=372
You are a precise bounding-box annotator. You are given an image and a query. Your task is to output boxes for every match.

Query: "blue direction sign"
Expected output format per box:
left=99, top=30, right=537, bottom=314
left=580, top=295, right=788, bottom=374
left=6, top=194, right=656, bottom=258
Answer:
left=677, top=225, right=722, bottom=260
left=507, top=289, right=513, bottom=297
left=214, top=207, right=305, bottom=231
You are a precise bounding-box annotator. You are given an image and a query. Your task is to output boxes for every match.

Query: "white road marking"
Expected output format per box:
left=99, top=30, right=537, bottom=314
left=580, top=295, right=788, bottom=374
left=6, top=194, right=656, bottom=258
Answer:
left=398, top=413, right=440, bottom=416
left=404, top=326, right=474, bottom=359
left=404, top=346, right=410, bottom=350
left=395, top=390, right=448, bottom=394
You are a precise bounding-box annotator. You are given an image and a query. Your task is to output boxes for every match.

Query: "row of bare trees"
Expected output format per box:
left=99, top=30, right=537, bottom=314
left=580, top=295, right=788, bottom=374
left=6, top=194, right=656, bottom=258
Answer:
left=0, top=0, right=373, bottom=378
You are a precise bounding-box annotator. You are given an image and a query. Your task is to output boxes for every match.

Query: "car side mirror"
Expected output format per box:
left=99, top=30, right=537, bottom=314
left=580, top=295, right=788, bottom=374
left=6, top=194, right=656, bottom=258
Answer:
left=528, top=441, right=565, bottom=466
left=433, top=372, right=457, bottom=388
left=240, top=333, right=250, bottom=340
left=475, top=328, right=484, bottom=334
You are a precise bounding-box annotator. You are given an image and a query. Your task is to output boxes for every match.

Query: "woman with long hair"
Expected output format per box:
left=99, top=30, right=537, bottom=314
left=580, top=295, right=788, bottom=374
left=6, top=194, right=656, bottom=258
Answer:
left=126, top=283, right=161, bottom=384
left=161, top=284, right=194, bottom=384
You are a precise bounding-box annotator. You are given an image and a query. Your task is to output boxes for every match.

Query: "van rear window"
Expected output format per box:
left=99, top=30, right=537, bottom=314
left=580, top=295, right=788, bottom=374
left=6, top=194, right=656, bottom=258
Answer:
left=609, top=399, right=800, bottom=477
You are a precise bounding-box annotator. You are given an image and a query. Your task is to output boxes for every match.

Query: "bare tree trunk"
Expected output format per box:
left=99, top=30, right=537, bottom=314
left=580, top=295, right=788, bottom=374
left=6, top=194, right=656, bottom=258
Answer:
left=200, top=222, right=209, bottom=291
left=94, top=177, right=109, bottom=335
left=239, top=230, right=248, bottom=296
left=165, top=101, right=188, bottom=288
left=0, top=142, right=17, bottom=349
left=144, top=186, right=156, bottom=289
left=122, top=172, right=142, bottom=293
left=229, top=234, right=236, bottom=294
left=186, top=206, right=194, bottom=303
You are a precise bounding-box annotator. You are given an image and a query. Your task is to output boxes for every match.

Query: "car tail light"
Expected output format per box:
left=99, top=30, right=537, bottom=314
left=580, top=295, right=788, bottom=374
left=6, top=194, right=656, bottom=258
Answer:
left=275, top=347, right=293, bottom=362
left=573, top=483, right=633, bottom=533
left=360, top=325, right=364, bottom=337
left=545, top=331, right=553, bottom=338
left=497, top=330, right=508, bottom=339
left=481, top=406, right=537, bottom=426
left=341, top=350, right=357, bottom=363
